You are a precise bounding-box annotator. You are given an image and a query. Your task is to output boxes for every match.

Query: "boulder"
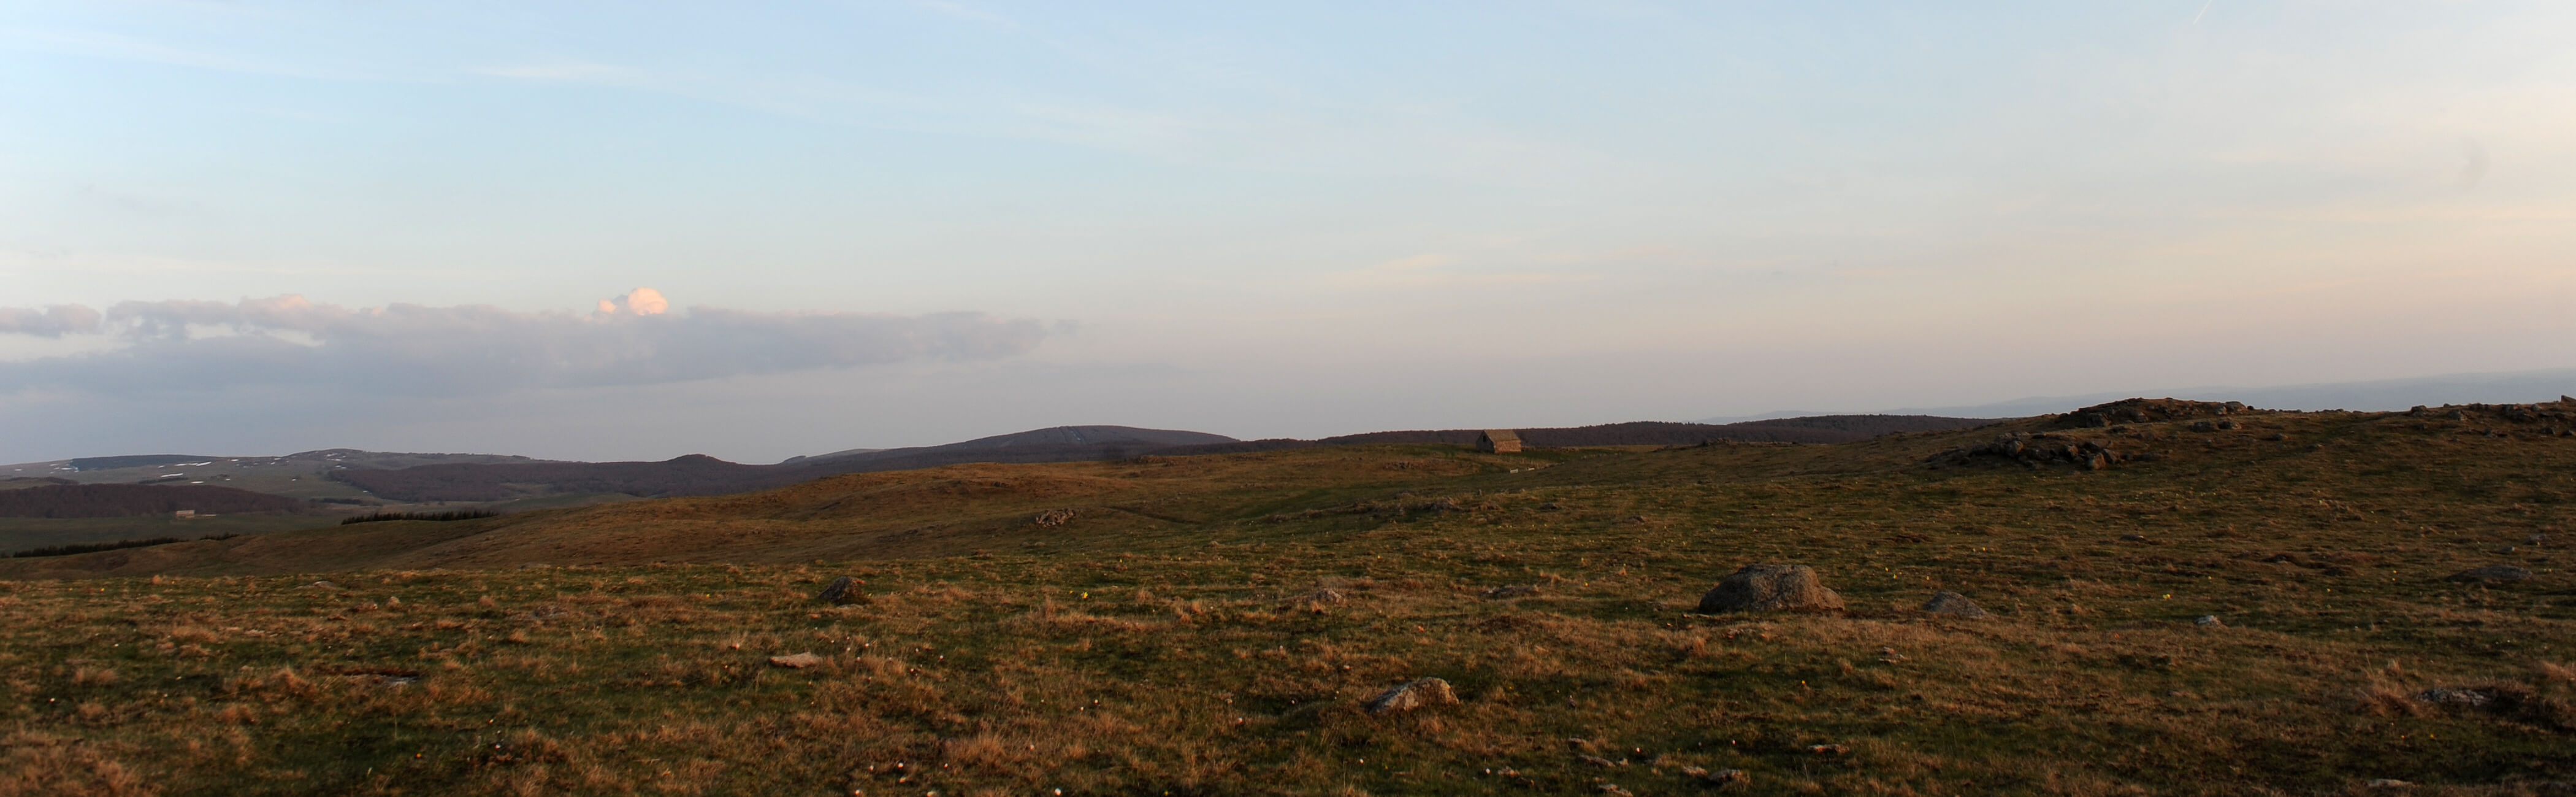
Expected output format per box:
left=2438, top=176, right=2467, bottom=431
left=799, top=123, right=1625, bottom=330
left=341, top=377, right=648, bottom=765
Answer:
left=1364, top=677, right=1460, bottom=715
left=2447, top=565, right=2532, bottom=583
left=1032, top=508, right=1078, bottom=528
left=1921, top=591, right=1989, bottom=618
left=768, top=652, right=824, bottom=669
left=814, top=576, right=855, bottom=604
left=1482, top=584, right=1540, bottom=599
left=1697, top=564, right=1845, bottom=613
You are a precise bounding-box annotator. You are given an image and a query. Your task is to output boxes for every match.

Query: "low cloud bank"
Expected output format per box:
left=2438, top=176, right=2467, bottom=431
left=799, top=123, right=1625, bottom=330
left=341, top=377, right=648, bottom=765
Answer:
left=0, top=290, right=1047, bottom=395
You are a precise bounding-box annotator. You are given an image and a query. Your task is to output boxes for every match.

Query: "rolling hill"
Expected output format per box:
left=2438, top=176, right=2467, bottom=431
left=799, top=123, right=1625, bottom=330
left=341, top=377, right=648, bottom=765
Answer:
left=324, top=416, right=1996, bottom=503
left=0, top=482, right=307, bottom=518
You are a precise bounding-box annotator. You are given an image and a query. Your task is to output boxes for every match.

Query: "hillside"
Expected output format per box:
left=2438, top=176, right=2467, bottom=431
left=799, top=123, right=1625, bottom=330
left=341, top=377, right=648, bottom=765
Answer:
left=1201, top=415, right=1995, bottom=451
left=0, top=449, right=551, bottom=502
left=325, top=417, right=1989, bottom=504
left=2, top=398, right=2570, bottom=795
left=0, top=482, right=306, bottom=518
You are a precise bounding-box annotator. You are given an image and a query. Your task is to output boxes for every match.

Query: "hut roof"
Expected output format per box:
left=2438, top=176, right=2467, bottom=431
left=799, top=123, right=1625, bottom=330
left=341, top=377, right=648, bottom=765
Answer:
left=1481, top=429, right=1521, bottom=442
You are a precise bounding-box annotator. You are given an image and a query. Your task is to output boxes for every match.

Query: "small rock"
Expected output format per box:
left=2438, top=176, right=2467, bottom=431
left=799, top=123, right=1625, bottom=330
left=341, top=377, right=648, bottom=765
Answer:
left=2414, top=687, right=2491, bottom=708
left=768, top=652, right=824, bottom=668
left=1596, top=784, right=1634, bottom=796
left=2119, top=534, right=2150, bottom=542
left=1807, top=744, right=1849, bottom=755
left=2190, top=420, right=2217, bottom=432
left=1921, top=591, right=1989, bottom=618
left=1032, top=508, right=1078, bottom=528
left=2447, top=565, right=2532, bottom=583
left=814, top=576, right=856, bottom=604
left=304, top=580, right=338, bottom=590
left=2195, top=615, right=2224, bottom=627
left=1293, top=588, right=1346, bottom=605
left=1482, top=585, right=1540, bottom=599
left=1707, top=769, right=1751, bottom=789
left=1364, top=677, right=1461, bottom=715
left=2367, top=779, right=2412, bottom=788
left=1697, top=564, right=1846, bottom=613
left=1577, top=754, right=1620, bottom=768
left=2265, top=433, right=2288, bottom=441
left=2217, top=419, right=2240, bottom=430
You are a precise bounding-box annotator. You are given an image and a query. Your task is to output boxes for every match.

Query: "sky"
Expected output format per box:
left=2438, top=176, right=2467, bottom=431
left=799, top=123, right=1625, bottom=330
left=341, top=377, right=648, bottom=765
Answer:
left=2, top=1, right=2573, bottom=463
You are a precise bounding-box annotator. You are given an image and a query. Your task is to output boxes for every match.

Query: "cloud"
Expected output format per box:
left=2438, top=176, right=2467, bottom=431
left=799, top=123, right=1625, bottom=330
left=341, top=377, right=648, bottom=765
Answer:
left=0, top=291, right=1047, bottom=396
left=0, top=306, right=104, bottom=338
left=598, top=287, right=670, bottom=316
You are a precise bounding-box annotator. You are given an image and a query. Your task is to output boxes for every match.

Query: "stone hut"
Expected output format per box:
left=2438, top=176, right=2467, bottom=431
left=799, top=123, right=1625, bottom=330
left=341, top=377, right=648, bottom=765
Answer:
left=1477, top=429, right=1523, bottom=453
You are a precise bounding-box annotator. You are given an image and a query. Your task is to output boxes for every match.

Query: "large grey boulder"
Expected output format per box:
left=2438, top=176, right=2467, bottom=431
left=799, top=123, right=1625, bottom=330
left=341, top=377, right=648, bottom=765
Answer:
left=1697, top=564, right=1846, bottom=613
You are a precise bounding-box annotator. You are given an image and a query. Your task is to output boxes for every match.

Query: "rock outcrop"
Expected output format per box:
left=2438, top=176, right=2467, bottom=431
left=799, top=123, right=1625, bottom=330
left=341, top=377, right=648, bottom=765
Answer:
left=1364, top=677, right=1461, bottom=715
left=1921, top=591, right=1989, bottom=618
left=1697, top=564, right=1845, bottom=613
left=1926, top=431, right=2136, bottom=471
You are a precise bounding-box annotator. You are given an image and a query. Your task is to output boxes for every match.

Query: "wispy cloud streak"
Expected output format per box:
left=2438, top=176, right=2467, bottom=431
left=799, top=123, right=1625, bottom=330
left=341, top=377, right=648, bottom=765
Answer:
left=0, top=292, right=1048, bottom=396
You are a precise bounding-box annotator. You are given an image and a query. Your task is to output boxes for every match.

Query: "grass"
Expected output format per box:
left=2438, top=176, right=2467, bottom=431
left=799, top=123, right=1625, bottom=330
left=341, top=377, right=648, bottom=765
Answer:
left=1, top=404, right=2572, bottom=795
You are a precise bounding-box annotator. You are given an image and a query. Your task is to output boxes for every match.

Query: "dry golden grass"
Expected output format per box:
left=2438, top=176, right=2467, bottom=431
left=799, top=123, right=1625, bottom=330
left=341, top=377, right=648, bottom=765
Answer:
left=2, top=404, right=2573, bottom=794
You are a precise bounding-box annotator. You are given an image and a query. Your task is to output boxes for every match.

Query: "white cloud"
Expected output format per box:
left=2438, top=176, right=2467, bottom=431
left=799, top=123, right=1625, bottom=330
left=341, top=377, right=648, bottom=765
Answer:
left=0, top=292, right=1047, bottom=396
left=0, top=306, right=102, bottom=338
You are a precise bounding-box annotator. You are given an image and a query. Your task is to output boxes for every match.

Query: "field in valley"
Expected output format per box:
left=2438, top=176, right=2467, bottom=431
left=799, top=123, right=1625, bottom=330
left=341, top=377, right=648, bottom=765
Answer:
left=2, top=400, right=2572, bottom=796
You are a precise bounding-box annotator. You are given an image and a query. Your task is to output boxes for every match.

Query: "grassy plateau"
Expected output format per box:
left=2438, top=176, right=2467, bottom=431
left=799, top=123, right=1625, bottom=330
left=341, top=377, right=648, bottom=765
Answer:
left=2, top=400, right=2572, bottom=796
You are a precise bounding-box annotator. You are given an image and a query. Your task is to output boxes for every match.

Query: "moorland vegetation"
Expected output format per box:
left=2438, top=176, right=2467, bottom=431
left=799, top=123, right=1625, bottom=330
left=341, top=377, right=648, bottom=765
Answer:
left=2, top=399, right=2572, bottom=795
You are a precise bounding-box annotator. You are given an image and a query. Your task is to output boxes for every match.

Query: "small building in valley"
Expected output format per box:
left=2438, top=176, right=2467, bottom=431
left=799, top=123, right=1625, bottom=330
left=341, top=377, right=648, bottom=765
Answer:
left=1477, top=429, right=1523, bottom=453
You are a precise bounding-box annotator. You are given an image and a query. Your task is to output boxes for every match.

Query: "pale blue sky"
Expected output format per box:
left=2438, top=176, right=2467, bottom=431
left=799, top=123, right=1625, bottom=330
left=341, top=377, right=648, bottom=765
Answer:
left=3, top=1, right=2572, bottom=461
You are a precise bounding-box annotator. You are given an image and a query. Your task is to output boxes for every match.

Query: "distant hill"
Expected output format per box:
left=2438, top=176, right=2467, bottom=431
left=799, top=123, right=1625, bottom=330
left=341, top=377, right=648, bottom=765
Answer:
left=0, top=483, right=307, bottom=518
left=1169, top=415, right=1995, bottom=454
left=323, top=417, right=1989, bottom=502
left=0, top=449, right=554, bottom=502
left=332, top=426, right=1242, bottom=502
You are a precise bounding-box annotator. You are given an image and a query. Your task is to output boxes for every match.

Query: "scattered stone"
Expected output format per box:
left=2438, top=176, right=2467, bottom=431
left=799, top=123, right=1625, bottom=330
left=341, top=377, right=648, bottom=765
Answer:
left=1926, top=431, right=2130, bottom=471
left=1482, top=584, right=1540, bottom=599
left=1032, top=508, right=1078, bottom=528
left=304, top=580, right=338, bottom=590
left=768, top=652, right=824, bottom=669
left=2367, top=779, right=2413, bottom=788
left=1538, top=502, right=1562, bottom=511
left=2415, top=687, right=2496, bottom=708
left=2119, top=534, right=2150, bottom=542
left=1921, top=591, right=1989, bottom=618
left=1294, top=588, right=1347, bottom=605
left=2217, top=419, right=2240, bottom=430
left=1595, top=784, right=1634, bottom=796
left=1577, top=754, right=1620, bottom=768
left=1697, top=564, right=1846, bottom=613
left=1707, top=769, right=1751, bottom=789
left=2447, top=565, right=2532, bottom=583
left=2195, top=615, right=2224, bottom=627
left=1807, top=744, right=1849, bottom=755
left=1364, top=677, right=1460, bottom=715
left=2190, top=420, right=2219, bottom=433
left=2264, top=433, right=2289, bottom=441
left=814, top=576, right=856, bottom=604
